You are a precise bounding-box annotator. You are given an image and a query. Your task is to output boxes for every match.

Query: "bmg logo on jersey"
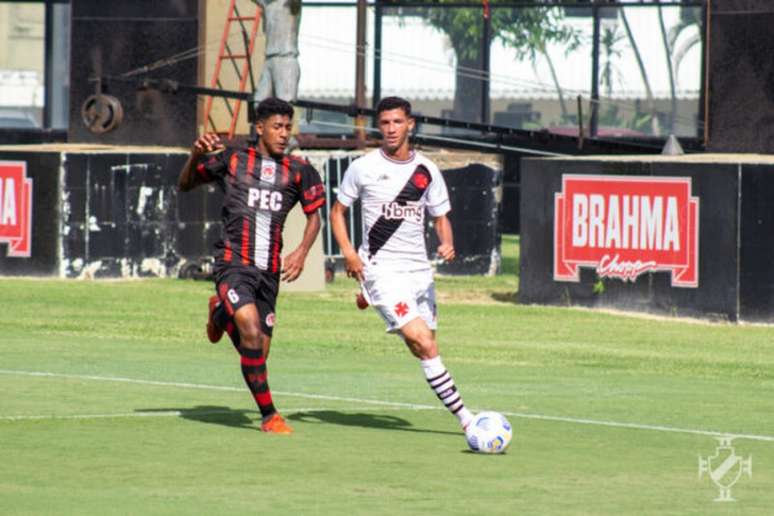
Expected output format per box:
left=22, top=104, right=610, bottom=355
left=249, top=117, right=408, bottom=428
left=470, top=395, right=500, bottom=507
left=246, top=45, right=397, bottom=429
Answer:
left=381, top=201, right=423, bottom=223
left=247, top=188, right=283, bottom=211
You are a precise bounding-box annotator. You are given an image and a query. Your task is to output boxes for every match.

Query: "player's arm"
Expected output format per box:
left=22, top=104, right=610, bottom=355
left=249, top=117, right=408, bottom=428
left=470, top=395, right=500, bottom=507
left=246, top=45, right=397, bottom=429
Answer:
left=330, top=201, right=364, bottom=282
left=178, top=133, right=224, bottom=192
left=434, top=214, right=455, bottom=262
left=281, top=211, right=321, bottom=282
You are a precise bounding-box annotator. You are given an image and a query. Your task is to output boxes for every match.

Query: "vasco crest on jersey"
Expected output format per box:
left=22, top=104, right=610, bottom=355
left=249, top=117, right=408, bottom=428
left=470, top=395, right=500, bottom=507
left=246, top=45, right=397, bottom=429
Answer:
left=411, top=168, right=430, bottom=189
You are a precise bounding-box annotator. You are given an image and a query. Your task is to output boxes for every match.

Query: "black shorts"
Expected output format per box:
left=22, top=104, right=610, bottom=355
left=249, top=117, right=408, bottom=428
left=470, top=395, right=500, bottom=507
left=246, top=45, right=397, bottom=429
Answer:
left=214, top=264, right=280, bottom=337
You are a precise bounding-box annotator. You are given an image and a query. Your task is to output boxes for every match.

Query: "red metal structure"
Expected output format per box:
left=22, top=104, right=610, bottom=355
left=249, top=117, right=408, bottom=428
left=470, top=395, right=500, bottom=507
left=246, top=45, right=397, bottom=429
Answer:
left=203, top=0, right=262, bottom=137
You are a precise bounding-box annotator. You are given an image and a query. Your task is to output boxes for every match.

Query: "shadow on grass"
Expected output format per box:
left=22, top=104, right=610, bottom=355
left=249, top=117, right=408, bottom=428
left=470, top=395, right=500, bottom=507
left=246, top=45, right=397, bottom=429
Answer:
left=287, top=410, right=459, bottom=436
left=491, top=291, right=519, bottom=304
left=136, top=406, right=460, bottom=436
left=136, top=405, right=258, bottom=431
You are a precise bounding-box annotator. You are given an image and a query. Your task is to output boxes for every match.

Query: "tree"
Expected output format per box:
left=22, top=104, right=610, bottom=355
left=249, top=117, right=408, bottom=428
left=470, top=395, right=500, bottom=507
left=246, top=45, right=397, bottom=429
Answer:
left=657, top=1, right=677, bottom=134
left=668, top=6, right=702, bottom=89
left=500, top=7, right=581, bottom=121
left=600, top=24, right=624, bottom=98
left=619, top=6, right=659, bottom=135
left=597, top=23, right=625, bottom=129
left=410, top=1, right=579, bottom=122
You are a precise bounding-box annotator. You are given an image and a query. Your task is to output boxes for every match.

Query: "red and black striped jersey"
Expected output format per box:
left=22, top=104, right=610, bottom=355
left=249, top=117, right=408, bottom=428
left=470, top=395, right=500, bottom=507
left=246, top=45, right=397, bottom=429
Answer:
left=194, top=146, right=325, bottom=273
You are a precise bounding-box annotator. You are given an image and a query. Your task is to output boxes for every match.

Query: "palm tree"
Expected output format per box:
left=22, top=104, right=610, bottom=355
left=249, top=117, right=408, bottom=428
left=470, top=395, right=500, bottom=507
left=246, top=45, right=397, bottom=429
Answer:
left=620, top=6, right=659, bottom=135
left=657, top=1, right=677, bottom=134
left=499, top=7, right=580, bottom=122
left=668, top=6, right=702, bottom=89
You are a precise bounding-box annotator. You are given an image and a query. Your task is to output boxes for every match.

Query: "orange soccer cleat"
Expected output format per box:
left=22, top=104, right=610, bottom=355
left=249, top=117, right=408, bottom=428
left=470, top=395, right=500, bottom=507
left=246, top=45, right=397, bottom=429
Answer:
left=261, top=413, right=293, bottom=434
left=206, top=295, right=224, bottom=343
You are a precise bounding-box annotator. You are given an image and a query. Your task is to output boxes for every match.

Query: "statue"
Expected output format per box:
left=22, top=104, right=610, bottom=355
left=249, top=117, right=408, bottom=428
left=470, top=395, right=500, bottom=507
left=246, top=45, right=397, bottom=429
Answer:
left=253, top=0, right=302, bottom=103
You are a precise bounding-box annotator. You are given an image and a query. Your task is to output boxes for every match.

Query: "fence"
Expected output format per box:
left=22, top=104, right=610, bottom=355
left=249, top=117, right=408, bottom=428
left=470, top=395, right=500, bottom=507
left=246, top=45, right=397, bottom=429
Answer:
left=298, top=1, right=705, bottom=140
left=304, top=150, right=363, bottom=259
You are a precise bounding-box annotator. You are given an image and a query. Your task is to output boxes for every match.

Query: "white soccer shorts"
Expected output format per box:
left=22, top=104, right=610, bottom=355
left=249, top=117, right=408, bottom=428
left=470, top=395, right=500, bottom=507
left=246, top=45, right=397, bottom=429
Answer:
left=361, top=269, right=437, bottom=333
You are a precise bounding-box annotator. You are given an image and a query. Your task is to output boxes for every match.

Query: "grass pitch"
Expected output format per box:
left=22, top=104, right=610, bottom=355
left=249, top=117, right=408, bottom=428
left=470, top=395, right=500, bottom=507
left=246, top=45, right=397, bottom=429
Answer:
left=2, top=236, right=774, bottom=515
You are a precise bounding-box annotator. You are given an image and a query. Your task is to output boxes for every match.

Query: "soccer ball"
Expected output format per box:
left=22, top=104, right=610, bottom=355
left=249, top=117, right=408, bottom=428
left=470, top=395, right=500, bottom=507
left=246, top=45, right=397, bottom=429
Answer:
left=465, top=411, right=512, bottom=454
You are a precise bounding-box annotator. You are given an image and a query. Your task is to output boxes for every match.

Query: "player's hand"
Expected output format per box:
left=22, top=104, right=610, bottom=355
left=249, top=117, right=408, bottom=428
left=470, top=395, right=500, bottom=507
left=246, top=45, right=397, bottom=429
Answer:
left=343, top=249, right=364, bottom=282
left=192, top=133, right=224, bottom=157
left=281, top=248, right=306, bottom=282
left=437, top=243, right=455, bottom=262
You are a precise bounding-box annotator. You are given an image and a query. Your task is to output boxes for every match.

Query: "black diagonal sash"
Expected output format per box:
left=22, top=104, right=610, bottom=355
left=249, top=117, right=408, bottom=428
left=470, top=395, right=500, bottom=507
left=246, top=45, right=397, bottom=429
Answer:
left=367, top=164, right=433, bottom=259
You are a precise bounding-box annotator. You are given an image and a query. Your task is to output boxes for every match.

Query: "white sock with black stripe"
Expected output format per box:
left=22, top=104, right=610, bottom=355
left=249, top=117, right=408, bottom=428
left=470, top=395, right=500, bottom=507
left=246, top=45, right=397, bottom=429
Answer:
left=421, top=356, right=474, bottom=429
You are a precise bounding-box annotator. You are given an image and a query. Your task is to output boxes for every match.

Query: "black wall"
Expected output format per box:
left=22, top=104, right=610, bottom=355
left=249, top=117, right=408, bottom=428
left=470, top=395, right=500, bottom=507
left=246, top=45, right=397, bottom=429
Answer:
left=60, top=152, right=219, bottom=278
left=430, top=164, right=502, bottom=275
left=68, top=0, right=199, bottom=146
left=0, top=148, right=219, bottom=278
left=0, top=152, right=62, bottom=276
left=707, top=0, right=774, bottom=153
left=0, top=148, right=501, bottom=278
left=740, top=166, right=774, bottom=319
left=500, top=153, right=520, bottom=234
left=520, top=157, right=774, bottom=322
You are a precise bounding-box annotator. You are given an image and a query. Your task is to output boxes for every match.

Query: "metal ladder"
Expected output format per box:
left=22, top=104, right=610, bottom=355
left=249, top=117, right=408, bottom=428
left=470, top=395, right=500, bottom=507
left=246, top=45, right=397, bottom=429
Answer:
left=203, top=0, right=262, bottom=137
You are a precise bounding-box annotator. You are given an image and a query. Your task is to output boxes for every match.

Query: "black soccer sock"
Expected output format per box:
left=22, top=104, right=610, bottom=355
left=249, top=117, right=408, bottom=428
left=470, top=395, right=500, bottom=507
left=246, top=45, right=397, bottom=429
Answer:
left=213, top=302, right=230, bottom=329
left=224, top=320, right=241, bottom=351
left=213, top=302, right=241, bottom=351
left=239, top=347, right=276, bottom=419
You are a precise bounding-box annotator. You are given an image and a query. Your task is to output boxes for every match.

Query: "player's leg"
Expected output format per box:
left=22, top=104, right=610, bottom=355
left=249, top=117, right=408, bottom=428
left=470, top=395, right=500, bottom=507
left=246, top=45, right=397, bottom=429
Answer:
left=399, top=276, right=474, bottom=430
left=366, top=272, right=473, bottom=429
left=207, top=289, right=241, bottom=352
left=252, top=273, right=289, bottom=432
left=216, top=269, right=290, bottom=433
left=232, top=303, right=290, bottom=433
left=400, top=319, right=473, bottom=429
left=254, top=272, right=279, bottom=359
left=207, top=295, right=238, bottom=348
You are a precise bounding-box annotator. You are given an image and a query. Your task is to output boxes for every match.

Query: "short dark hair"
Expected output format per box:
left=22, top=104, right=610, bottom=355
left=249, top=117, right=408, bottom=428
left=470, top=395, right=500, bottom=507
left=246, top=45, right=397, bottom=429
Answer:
left=255, top=97, right=294, bottom=122
left=376, top=96, right=412, bottom=117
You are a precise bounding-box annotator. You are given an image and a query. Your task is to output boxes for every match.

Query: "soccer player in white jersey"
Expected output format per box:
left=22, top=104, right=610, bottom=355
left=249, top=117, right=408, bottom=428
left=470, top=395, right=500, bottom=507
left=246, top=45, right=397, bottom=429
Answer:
left=329, top=96, right=474, bottom=431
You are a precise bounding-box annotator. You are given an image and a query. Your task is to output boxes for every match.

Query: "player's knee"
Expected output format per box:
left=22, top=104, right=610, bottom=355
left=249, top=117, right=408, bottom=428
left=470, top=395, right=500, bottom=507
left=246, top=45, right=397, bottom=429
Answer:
left=237, top=321, right=263, bottom=348
left=417, top=337, right=438, bottom=359
left=405, top=332, right=436, bottom=359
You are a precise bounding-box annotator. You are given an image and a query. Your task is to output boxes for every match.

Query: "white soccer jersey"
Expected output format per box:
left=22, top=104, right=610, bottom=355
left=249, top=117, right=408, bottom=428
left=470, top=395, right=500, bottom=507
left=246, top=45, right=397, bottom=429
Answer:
left=337, top=148, right=450, bottom=272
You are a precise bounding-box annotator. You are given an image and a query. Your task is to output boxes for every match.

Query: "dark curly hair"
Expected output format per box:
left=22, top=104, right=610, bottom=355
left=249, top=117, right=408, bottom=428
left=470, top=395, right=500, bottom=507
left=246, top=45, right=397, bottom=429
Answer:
left=376, top=96, right=412, bottom=117
left=255, top=97, right=294, bottom=122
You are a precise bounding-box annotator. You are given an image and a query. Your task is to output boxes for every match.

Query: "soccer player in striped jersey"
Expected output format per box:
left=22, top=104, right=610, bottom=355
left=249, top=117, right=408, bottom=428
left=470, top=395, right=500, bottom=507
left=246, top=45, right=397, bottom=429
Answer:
left=178, top=98, right=325, bottom=434
left=329, top=96, right=475, bottom=431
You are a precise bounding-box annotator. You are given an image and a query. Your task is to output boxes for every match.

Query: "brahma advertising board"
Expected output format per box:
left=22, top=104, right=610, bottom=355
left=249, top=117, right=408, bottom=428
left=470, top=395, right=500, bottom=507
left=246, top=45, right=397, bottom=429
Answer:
left=0, top=161, right=33, bottom=258
left=553, top=175, right=699, bottom=288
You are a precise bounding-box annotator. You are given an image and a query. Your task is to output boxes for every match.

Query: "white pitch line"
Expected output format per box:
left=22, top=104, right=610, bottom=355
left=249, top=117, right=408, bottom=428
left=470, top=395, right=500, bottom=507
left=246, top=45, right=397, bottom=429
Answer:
left=497, top=412, right=774, bottom=442
left=1, top=409, right=232, bottom=422
left=0, top=406, right=402, bottom=422
left=2, top=369, right=773, bottom=442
